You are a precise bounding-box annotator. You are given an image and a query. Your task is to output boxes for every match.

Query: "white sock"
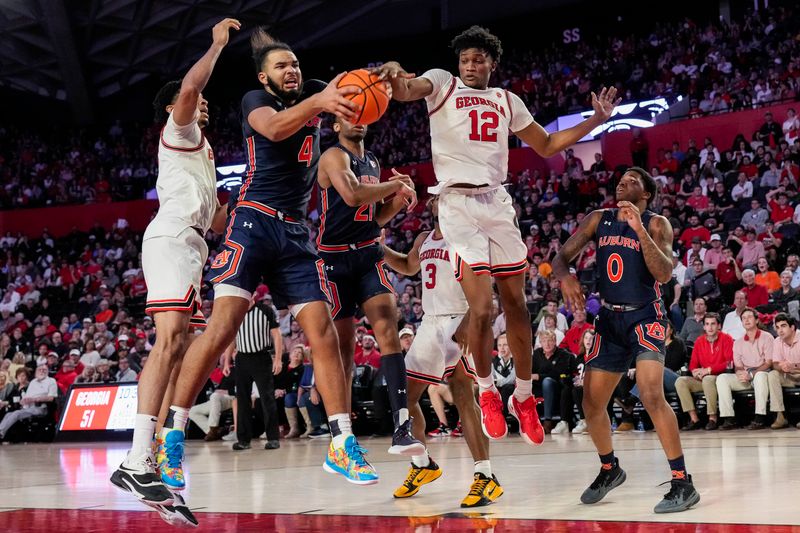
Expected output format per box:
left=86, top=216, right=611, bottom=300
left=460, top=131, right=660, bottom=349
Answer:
left=397, top=407, right=409, bottom=425
left=475, top=374, right=496, bottom=392
left=329, top=413, right=352, bottom=448
left=412, top=453, right=430, bottom=468
left=171, top=405, right=190, bottom=430
left=127, top=414, right=157, bottom=461
left=474, top=460, right=492, bottom=477
left=514, top=378, right=532, bottom=401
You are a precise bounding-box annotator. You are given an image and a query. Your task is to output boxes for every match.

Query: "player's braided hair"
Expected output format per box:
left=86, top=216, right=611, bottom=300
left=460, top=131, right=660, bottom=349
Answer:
left=152, top=80, right=182, bottom=123
left=251, top=26, right=292, bottom=72
left=450, top=25, right=503, bottom=63
left=627, top=166, right=658, bottom=207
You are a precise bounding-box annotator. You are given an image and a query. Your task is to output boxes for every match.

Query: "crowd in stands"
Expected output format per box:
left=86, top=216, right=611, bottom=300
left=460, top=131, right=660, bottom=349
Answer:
left=2, top=5, right=798, bottom=210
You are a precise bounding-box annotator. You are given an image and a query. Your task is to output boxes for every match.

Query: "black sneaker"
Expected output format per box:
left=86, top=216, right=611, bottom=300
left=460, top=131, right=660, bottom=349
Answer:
left=388, top=418, right=426, bottom=456
left=264, top=440, right=280, bottom=449
left=110, top=453, right=174, bottom=505
left=718, top=418, right=738, bottom=431
left=580, top=459, right=627, bottom=504
left=308, top=427, right=329, bottom=439
left=147, top=491, right=199, bottom=528
left=654, top=474, right=700, bottom=513
left=681, top=420, right=704, bottom=431
left=704, top=419, right=718, bottom=431
left=232, top=441, right=251, bottom=450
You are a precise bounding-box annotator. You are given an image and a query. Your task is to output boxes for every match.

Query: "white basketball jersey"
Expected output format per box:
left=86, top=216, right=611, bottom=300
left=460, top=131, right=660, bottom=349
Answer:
left=144, top=112, right=219, bottom=240
left=421, top=69, right=535, bottom=191
left=419, top=232, right=468, bottom=316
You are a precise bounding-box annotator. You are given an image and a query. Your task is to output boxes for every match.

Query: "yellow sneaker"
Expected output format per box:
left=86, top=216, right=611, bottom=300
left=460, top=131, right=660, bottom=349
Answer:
left=460, top=473, right=503, bottom=508
left=393, top=459, right=442, bottom=498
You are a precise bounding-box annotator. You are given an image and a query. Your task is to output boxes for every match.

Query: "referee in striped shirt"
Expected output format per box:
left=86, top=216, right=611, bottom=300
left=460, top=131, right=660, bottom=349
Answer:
left=226, top=294, right=283, bottom=450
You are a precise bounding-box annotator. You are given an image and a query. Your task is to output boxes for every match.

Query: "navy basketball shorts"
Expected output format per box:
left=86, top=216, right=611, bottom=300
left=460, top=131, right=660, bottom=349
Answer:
left=318, top=244, right=395, bottom=321
left=585, top=301, right=667, bottom=373
left=208, top=206, right=331, bottom=310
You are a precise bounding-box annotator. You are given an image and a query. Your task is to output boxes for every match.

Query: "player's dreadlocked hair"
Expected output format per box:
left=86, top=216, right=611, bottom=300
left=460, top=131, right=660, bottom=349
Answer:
left=251, top=26, right=292, bottom=72
left=152, top=79, right=182, bottom=123
left=627, top=166, right=658, bottom=207
left=450, top=25, right=503, bottom=63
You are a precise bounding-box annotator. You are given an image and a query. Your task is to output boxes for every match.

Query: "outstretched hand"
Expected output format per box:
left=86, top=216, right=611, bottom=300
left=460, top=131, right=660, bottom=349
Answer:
left=212, top=18, right=241, bottom=48
left=561, top=276, right=585, bottom=313
left=370, top=61, right=416, bottom=82
left=591, top=87, right=622, bottom=123
left=389, top=168, right=417, bottom=210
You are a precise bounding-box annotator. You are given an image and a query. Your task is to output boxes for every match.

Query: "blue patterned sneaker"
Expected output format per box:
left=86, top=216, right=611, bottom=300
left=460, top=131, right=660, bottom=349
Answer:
left=156, top=429, right=186, bottom=491
left=322, top=435, right=379, bottom=485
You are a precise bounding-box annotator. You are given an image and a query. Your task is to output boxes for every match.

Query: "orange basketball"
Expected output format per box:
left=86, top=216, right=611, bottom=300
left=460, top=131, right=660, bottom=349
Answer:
left=337, top=69, right=390, bottom=126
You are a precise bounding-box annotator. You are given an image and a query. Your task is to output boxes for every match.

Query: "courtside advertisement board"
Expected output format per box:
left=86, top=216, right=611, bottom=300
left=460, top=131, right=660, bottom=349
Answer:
left=57, top=382, right=137, bottom=441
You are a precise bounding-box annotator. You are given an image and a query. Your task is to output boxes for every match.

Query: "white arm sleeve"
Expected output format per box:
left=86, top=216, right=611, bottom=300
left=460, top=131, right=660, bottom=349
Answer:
left=507, top=91, right=535, bottom=133
left=161, top=111, right=203, bottom=149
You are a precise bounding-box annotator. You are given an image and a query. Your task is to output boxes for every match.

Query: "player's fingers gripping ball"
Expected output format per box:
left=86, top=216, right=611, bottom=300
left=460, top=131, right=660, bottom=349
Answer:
left=337, top=69, right=391, bottom=125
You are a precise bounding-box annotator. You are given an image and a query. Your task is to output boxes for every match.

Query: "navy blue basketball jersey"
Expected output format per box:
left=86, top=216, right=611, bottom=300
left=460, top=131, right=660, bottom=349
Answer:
left=237, top=80, right=326, bottom=220
left=317, top=144, right=382, bottom=247
left=595, top=208, right=661, bottom=305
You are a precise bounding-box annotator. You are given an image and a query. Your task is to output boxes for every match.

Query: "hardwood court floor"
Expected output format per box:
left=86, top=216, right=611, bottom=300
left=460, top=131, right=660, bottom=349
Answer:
left=1, top=429, right=799, bottom=531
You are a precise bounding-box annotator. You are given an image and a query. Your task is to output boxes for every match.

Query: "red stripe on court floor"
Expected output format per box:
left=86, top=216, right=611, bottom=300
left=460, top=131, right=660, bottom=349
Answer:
left=2, top=510, right=800, bottom=532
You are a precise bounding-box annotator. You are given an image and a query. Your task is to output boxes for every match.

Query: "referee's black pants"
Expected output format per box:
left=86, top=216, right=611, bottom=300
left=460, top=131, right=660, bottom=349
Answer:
left=235, top=350, right=280, bottom=442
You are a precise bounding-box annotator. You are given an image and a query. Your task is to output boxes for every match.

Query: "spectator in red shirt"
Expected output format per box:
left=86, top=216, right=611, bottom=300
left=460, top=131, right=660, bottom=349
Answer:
left=741, top=269, right=769, bottom=308
left=354, top=335, right=381, bottom=369
left=660, top=150, right=679, bottom=174
left=55, top=359, right=79, bottom=394
left=679, top=215, right=711, bottom=247
left=716, top=247, right=742, bottom=303
left=767, top=191, right=794, bottom=228
left=686, top=186, right=710, bottom=212
left=559, top=308, right=593, bottom=354
left=674, top=313, right=734, bottom=430
left=94, top=299, right=114, bottom=324
left=738, top=155, right=759, bottom=178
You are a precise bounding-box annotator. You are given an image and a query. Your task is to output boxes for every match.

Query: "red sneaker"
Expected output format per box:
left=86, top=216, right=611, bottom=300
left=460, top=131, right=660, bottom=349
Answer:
left=451, top=422, right=463, bottom=437
left=508, top=395, right=544, bottom=446
left=478, top=389, right=507, bottom=439
left=426, top=424, right=450, bottom=437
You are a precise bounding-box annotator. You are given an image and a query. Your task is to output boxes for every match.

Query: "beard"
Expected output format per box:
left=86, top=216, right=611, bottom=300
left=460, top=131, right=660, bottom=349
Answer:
left=267, top=74, right=302, bottom=102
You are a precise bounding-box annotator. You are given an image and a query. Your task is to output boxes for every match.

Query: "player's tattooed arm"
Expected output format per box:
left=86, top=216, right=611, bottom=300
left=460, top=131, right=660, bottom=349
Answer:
left=370, top=62, right=433, bottom=101
left=380, top=230, right=428, bottom=276
left=640, top=214, right=676, bottom=284
left=552, top=210, right=602, bottom=311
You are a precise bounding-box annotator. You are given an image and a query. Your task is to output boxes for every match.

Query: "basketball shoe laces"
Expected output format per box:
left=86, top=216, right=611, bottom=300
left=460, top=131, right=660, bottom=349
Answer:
left=480, top=391, right=504, bottom=413
left=402, top=465, right=424, bottom=488
left=345, top=438, right=370, bottom=468
left=467, top=474, right=490, bottom=497
left=658, top=477, right=688, bottom=500
left=165, top=438, right=184, bottom=469
left=516, top=396, right=544, bottom=424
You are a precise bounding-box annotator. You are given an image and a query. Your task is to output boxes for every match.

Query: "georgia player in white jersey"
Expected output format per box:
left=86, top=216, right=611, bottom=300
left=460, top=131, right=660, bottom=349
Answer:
left=111, top=18, right=239, bottom=528
left=381, top=196, right=501, bottom=508
left=374, top=26, right=620, bottom=446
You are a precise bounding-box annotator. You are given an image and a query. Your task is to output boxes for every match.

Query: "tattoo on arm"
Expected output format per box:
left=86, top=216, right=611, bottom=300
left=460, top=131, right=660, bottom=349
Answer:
left=637, top=215, right=674, bottom=283
left=552, top=210, right=601, bottom=278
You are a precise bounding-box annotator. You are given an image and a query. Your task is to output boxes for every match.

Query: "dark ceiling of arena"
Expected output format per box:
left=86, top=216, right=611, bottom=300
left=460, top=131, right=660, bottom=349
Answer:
left=0, top=0, right=586, bottom=116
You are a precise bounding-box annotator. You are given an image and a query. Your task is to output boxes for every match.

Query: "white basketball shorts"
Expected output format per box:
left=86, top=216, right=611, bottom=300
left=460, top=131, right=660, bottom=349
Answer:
left=437, top=186, right=528, bottom=280
left=142, top=227, right=208, bottom=329
left=405, top=314, right=476, bottom=385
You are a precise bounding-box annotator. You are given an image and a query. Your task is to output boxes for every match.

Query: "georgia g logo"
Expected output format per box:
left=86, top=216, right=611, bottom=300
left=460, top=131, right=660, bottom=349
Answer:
left=211, top=250, right=232, bottom=269
left=645, top=322, right=666, bottom=341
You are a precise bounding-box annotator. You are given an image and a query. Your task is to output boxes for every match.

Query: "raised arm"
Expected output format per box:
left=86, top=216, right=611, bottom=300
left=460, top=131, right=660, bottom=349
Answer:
left=371, top=61, right=434, bottom=102
left=318, top=150, right=416, bottom=211
left=515, top=87, right=620, bottom=158
left=552, top=210, right=603, bottom=310
left=248, top=73, right=361, bottom=142
left=173, top=18, right=240, bottom=126
left=381, top=231, right=429, bottom=276
left=618, top=202, right=675, bottom=283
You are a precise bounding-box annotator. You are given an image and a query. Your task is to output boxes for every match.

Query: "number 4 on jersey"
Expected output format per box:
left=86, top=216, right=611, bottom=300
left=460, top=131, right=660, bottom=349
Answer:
left=298, top=135, right=313, bottom=167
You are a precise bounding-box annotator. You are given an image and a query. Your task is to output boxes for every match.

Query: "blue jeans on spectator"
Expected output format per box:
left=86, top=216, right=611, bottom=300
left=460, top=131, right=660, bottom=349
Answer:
left=284, top=391, right=299, bottom=408
left=669, top=303, right=684, bottom=333
left=299, top=390, right=325, bottom=427
left=541, top=377, right=559, bottom=420
left=630, top=368, right=680, bottom=398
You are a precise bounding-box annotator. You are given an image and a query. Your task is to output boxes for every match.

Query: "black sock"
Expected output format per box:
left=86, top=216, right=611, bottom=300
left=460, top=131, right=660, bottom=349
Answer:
left=668, top=455, right=687, bottom=479
left=380, top=352, right=408, bottom=427
left=599, top=451, right=616, bottom=470
left=163, top=408, right=177, bottom=429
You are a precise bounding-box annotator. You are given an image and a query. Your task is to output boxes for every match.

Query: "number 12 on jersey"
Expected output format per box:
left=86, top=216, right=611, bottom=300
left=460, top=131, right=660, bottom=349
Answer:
left=468, top=110, right=498, bottom=142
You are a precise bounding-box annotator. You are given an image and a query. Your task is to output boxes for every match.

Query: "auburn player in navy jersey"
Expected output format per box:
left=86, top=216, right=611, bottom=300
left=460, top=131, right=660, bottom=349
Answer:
left=160, top=27, right=381, bottom=486
left=553, top=168, right=700, bottom=514
left=316, top=116, right=422, bottom=455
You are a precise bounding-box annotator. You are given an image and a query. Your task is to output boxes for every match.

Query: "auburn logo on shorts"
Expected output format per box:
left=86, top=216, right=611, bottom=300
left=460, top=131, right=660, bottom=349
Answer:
left=211, top=250, right=232, bottom=269
left=645, top=322, right=666, bottom=340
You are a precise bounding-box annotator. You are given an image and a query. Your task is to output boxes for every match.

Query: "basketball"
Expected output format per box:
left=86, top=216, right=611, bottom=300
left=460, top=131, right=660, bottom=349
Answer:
left=337, top=69, right=390, bottom=126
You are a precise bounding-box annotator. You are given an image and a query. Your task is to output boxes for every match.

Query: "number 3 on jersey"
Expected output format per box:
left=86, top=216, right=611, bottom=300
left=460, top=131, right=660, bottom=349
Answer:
left=424, top=263, right=436, bottom=289
left=607, top=253, right=623, bottom=283
left=298, top=135, right=313, bottom=167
